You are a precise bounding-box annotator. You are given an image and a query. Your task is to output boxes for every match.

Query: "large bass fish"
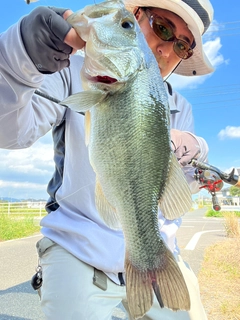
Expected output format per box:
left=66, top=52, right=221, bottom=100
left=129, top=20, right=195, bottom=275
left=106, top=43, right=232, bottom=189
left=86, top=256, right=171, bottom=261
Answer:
left=63, top=0, right=192, bottom=318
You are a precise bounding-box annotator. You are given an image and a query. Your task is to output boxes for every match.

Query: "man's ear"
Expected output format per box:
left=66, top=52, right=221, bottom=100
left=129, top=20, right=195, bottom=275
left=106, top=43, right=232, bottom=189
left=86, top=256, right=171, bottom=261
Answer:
left=133, top=7, right=141, bottom=20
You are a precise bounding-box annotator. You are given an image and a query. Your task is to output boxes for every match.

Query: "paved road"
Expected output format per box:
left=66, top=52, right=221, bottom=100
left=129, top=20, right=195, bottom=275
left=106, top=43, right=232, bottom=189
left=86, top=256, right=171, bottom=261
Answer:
left=177, top=208, right=225, bottom=275
left=0, top=235, right=43, bottom=320
left=0, top=208, right=226, bottom=320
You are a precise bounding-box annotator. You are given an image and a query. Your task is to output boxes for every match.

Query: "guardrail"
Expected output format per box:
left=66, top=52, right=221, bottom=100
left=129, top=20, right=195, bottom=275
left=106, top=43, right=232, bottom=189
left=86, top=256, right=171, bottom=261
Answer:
left=0, top=201, right=47, bottom=217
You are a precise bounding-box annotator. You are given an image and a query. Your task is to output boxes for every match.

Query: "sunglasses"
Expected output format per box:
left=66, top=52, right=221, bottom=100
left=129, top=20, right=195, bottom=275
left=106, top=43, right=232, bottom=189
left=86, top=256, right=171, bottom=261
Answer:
left=143, top=8, right=196, bottom=60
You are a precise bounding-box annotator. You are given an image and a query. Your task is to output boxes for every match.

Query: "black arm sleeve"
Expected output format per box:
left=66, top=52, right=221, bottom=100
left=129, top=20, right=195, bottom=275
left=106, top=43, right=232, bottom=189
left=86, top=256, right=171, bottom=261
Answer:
left=20, top=6, right=73, bottom=74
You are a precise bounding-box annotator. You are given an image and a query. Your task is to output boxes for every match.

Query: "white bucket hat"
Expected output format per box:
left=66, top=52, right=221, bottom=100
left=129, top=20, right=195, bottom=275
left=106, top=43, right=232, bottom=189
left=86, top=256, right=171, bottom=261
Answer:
left=123, top=0, right=214, bottom=76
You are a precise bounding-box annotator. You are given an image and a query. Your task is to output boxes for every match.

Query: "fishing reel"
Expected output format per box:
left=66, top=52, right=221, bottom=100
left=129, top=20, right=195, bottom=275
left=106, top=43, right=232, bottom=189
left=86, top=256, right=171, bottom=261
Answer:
left=191, top=160, right=240, bottom=212
left=194, top=168, right=223, bottom=211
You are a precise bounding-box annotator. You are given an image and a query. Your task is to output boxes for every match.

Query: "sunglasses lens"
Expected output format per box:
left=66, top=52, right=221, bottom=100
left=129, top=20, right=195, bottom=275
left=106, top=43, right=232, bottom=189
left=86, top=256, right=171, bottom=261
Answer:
left=174, top=41, right=193, bottom=60
left=150, top=15, right=194, bottom=60
left=152, top=18, right=174, bottom=41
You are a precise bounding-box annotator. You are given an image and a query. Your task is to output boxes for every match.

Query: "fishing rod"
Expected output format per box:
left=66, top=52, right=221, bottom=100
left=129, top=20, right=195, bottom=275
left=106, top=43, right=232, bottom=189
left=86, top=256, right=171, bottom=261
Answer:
left=191, top=159, right=240, bottom=211
left=34, top=90, right=85, bottom=115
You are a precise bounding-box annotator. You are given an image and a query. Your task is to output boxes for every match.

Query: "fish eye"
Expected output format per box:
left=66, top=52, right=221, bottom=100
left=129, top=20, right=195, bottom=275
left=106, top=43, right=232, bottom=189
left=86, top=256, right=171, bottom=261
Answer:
left=121, top=19, right=134, bottom=29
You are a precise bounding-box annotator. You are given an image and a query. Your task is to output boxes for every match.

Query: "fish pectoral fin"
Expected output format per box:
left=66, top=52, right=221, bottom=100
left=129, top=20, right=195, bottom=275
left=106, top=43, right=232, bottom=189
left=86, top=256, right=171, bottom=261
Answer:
left=95, top=177, right=121, bottom=230
left=158, top=152, right=192, bottom=220
left=60, top=90, right=106, bottom=112
left=125, top=247, right=190, bottom=319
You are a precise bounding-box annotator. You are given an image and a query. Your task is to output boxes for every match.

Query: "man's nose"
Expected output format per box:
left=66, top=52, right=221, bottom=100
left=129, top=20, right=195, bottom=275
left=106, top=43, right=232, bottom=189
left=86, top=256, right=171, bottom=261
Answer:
left=156, top=41, right=173, bottom=58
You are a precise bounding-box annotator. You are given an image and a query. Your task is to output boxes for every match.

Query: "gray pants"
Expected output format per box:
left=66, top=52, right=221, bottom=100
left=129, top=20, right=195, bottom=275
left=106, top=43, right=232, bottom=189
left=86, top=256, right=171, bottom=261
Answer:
left=36, top=237, right=207, bottom=320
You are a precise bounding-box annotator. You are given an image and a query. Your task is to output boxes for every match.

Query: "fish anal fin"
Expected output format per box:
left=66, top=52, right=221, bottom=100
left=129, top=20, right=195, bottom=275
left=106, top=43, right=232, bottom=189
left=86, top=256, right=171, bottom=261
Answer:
left=159, top=152, right=192, bottom=220
left=125, top=247, right=190, bottom=319
left=60, top=90, right=106, bottom=112
left=95, top=177, right=121, bottom=230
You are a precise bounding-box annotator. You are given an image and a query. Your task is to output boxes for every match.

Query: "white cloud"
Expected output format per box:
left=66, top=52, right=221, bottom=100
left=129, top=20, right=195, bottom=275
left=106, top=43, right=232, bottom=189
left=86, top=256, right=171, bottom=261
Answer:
left=0, top=179, right=48, bottom=200
left=218, top=126, right=240, bottom=140
left=203, top=37, right=225, bottom=68
left=0, top=133, right=54, bottom=199
left=0, top=139, right=54, bottom=174
left=167, top=73, right=206, bottom=91
left=168, top=20, right=227, bottom=90
left=0, top=180, right=46, bottom=190
left=203, top=20, right=220, bottom=40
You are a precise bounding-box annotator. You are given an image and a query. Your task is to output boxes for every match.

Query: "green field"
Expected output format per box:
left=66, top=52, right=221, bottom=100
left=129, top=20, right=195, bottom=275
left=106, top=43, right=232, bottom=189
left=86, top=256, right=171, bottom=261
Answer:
left=0, top=213, right=43, bottom=241
left=0, top=203, right=45, bottom=215
left=0, top=202, right=47, bottom=241
left=205, top=208, right=240, bottom=218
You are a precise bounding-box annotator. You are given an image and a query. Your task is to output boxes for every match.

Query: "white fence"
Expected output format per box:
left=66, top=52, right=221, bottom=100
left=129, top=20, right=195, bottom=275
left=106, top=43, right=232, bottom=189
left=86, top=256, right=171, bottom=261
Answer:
left=0, top=201, right=47, bottom=216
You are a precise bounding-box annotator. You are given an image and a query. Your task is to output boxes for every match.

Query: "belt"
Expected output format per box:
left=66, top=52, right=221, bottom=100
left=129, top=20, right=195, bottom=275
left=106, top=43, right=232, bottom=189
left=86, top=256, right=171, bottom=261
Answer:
left=118, top=272, right=125, bottom=286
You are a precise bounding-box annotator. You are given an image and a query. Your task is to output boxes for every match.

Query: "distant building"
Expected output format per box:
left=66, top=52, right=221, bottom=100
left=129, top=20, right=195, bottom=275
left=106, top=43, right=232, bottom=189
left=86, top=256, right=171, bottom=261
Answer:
left=216, top=187, right=240, bottom=206
left=214, top=167, right=240, bottom=206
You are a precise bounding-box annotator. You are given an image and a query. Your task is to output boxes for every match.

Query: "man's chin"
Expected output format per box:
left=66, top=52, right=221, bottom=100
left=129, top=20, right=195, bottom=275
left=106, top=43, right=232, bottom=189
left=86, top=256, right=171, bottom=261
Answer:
left=160, top=69, right=169, bottom=78
left=158, top=64, right=168, bottom=78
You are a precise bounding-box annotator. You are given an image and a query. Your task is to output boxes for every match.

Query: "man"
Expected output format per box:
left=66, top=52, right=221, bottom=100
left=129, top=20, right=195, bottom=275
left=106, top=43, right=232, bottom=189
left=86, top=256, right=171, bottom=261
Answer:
left=0, top=0, right=214, bottom=319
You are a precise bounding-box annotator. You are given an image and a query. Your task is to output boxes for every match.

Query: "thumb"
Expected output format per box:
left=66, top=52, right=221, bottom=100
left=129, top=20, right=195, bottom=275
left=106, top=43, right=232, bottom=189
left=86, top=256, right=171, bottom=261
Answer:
left=63, top=10, right=86, bottom=53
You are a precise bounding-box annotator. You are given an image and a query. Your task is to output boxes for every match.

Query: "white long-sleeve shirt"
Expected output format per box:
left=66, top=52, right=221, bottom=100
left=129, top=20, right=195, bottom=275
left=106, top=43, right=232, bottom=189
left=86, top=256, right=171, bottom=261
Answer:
left=0, top=22, right=208, bottom=284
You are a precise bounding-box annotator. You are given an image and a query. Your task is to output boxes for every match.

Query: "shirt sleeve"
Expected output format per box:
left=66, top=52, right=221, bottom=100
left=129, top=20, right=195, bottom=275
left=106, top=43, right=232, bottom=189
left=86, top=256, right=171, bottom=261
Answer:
left=168, top=87, right=208, bottom=194
left=0, top=22, right=69, bottom=149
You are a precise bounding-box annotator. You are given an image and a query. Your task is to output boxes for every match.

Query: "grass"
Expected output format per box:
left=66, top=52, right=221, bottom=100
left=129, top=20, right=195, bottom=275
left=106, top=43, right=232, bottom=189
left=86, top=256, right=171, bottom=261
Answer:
left=198, top=211, right=240, bottom=320
left=198, top=238, right=240, bottom=320
left=205, top=209, right=240, bottom=237
left=0, top=214, right=41, bottom=241
left=223, top=212, right=240, bottom=238
left=205, top=209, right=240, bottom=218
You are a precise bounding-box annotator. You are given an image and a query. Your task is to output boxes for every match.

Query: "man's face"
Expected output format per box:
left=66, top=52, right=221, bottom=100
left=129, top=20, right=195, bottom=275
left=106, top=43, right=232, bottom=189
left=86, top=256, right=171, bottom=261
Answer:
left=136, top=8, right=195, bottom=78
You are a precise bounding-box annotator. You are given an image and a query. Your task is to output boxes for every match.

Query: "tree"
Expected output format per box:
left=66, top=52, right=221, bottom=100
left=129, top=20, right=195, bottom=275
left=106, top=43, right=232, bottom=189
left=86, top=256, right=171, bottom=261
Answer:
left=229, top=186, right=240, bottom=197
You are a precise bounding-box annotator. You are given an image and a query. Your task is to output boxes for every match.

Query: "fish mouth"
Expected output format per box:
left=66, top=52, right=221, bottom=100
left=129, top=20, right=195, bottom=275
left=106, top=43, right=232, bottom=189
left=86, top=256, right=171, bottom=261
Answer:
left=91, top=75, right=118, bottom=84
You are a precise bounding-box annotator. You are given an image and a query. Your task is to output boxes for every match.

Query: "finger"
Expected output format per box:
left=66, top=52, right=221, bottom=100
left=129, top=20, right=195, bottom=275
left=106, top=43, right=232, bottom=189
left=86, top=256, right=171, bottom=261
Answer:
left=62, top=9, right=73, bottom=20
left=64, top=28, right=86, bottom=52
left=62, top=10, right=86, bottom=51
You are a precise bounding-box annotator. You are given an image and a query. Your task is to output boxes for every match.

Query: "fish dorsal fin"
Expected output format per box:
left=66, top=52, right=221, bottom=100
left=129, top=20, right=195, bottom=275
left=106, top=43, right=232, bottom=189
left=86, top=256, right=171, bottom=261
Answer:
left=95, top=176, right=121, bottom=230
left=158, top=152, right=192, bottom=220
left=60, top=90, right=107, bottom=112
left=85, top=110, right=91, bottom=146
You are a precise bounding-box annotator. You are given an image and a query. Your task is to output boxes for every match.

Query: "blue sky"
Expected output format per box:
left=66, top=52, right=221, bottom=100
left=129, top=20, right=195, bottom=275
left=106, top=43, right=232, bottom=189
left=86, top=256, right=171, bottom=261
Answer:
left=0, top=0, right=239, bottom=200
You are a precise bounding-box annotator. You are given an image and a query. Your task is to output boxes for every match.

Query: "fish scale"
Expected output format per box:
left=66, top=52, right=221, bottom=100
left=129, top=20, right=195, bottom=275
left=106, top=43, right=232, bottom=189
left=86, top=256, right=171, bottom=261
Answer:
left=63, top=0, right=193, bottom=318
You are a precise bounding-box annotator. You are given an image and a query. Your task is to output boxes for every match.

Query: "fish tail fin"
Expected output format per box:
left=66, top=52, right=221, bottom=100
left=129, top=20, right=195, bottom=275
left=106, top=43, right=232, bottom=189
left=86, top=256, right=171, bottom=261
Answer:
left=125, top=248, right=190, bottom=319
left=125, top=259, right=153, bottom=319
left=151, top=278, right=164, bottom=308
left=153, top=249, right=190, bottom=311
